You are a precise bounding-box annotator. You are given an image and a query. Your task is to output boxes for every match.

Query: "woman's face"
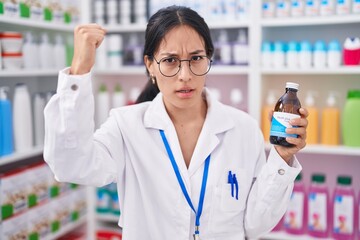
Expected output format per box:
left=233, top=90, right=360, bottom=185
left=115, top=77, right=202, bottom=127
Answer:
left=145, top=25, right=208, bottom=110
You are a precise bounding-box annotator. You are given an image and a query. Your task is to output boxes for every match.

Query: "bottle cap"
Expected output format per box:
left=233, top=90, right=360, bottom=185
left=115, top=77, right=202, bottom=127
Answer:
left=237, top=29, right=247, bottom=44
left=343, top=37, right=360, bottom=50
left=266, top=90, right=276, bottom=105
left=312, top=174, right=325, bottom=183
left=326, top=92, right=337, bottom=107
left=287, top=41, right=299, bottom=52
left=300, top=41, right=312, bottom=52
left=328, top=40, right=341, bottom=51
left=295, top=173, right=302, bottom=182
left=314, top=40, right=326, bottom=52
left=305, top=91, right=316, bottom=107
left=286, top=82, right=299, bottom=90
left=337, top=176, right=352, bottom=185
left=261, top=41, right=273, bottom=52
left=218, top=30, right=228, bottom=43
left=230, top=88, right=243, bottom=104
left=114, top=84, right=122, bottom=92
left=347, top=90, right=360, bottom=99
left=99, top=84, right=107, bottom=92
left=274, top=41, right=284, bottom=52
left=0, top=87, right=10, bottom=100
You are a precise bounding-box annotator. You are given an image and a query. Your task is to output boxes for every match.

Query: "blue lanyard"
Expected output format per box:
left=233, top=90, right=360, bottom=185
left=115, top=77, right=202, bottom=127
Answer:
left=159, top=130, right=210, bottom=237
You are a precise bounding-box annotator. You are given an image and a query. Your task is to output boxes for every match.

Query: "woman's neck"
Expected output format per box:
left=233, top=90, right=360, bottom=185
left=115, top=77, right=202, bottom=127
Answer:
left=165, top=98, right=207, bottom=126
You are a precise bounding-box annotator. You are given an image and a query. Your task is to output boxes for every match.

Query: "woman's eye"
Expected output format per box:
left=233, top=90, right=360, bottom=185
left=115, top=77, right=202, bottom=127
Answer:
left=191, top=56, right=204, bottom=61
left=162, top=57, right=177, bottom=63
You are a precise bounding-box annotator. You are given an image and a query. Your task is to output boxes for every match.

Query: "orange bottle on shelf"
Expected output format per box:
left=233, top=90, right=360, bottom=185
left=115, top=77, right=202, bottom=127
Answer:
left=261, top=90, right=276, bottom=142
left=305, top=91, right=319, bottom=144
left=321, top=92, right=340, bottom=145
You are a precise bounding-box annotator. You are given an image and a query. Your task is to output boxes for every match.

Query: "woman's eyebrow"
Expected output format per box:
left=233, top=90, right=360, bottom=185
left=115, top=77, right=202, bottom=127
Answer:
left=159, top=49, right=206, bottom=57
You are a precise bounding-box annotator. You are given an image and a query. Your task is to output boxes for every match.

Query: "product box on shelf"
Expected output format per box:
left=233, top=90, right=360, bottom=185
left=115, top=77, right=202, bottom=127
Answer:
left=70, top=187, right=87, bottom=221
left=27, top=203, right=51, bottom=240
left=0, top=211, right=28, bottom=240
left=0, top=168, right=28, bottom=221
left=26, top=162, right=50, bottom=208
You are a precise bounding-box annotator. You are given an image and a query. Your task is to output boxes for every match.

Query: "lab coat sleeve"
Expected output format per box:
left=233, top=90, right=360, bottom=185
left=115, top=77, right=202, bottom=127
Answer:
left=43, top=68, right=124, bottom=187
left=244, top=131, right=302, bottom=239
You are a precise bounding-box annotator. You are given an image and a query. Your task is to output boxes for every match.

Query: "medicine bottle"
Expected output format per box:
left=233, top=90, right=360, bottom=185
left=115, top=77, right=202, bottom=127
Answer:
left=270, top=82, right=301, bottom=147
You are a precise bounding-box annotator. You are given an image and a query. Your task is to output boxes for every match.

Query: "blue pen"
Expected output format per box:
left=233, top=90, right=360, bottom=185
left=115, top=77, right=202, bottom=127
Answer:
left=233, top=174, right=239, bottom=200
left=228, top=171, right=234, bottom=197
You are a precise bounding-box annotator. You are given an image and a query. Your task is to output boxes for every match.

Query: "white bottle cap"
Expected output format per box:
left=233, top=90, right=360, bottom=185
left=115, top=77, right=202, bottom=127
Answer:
left=230, top=88, right=243, bottom=104
left=305, top=91, right=315, bottom=107
left=266, top=90, right=276, bottom=105
left=286, top=82, right=299, bottom=90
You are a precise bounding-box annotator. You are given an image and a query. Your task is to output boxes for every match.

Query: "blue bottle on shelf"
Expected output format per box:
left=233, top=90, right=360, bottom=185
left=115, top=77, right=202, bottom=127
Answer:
left=0, top=87, right=14, bottom=157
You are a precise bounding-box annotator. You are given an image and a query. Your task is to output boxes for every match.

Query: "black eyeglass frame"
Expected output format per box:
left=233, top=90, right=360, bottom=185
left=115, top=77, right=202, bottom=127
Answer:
left=152, top=55, right=213, bottom=77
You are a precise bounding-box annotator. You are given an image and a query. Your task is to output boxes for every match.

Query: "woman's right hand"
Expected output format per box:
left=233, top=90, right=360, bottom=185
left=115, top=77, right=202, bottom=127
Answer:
left=70, top=24, right=106, bottom=75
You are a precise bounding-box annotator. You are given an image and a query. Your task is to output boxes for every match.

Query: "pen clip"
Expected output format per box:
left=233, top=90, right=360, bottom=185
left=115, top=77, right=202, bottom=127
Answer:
left=233, top=174, right=239, bottom=200
left=228, top=171, right=234, bottom=198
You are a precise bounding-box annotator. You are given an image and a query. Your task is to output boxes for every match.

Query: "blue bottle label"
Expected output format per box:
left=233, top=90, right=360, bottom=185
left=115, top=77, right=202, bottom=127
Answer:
left=270, top=112, right=299, bottom=138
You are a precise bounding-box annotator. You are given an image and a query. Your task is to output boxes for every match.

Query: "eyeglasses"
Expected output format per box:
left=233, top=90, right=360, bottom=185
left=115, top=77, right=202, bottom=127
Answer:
left=152, top=55, right=212, bottom=77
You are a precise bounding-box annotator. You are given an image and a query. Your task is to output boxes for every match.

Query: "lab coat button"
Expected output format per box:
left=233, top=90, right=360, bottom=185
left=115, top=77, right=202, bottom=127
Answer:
left=278, top=169, right=285, bottom=175
left=71, top=84, right=78, bottom=91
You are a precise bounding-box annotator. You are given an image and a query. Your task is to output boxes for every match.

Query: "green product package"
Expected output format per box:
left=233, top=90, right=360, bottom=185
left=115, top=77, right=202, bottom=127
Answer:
left=342, top=90, right=360, bottom=147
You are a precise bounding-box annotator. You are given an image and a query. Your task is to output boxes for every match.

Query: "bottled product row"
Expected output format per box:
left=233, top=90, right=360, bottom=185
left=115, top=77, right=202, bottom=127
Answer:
left=262, top=0, right=360, bottom=18
left=92, top=0, right=250, bottom=26
left=0, top=31, right=73, bottom=71
left=0, top=0, right=80, bottom=25
left=0, top=161, right=87, bottom=240
left=94, top=28, right=249, bottom=71
left=271, top=173, right=360, bottom=240
left=0, top=83, right=53, bottom=157
left=261, top=37, right=360, bottom=69
left=262, top=87, right=360, bottom=147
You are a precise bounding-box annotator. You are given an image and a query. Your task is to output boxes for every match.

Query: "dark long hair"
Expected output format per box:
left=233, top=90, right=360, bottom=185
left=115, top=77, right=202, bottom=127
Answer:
left=136, top=5, right=214, bottom=104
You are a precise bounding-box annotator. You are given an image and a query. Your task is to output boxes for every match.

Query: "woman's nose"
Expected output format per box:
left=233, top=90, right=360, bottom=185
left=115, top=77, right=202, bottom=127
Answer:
left=178, top=61, right=192, bottom=81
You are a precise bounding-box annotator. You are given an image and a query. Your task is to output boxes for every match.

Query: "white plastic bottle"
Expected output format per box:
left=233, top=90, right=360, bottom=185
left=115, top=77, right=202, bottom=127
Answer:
left=305, top=0, right=320, bottom=16
left=107, top=34, right=123, bottom=69
left=13, top=83, right=33, bottom=152
left=53, top=34, right=66, bottom=69
left=96, top=35, right=108, bottom=70
left=112, top=84, right=126, bottom=108
left=39, top=32, right=54, bottom=69
left=121, top=0, right=131, bottom=25
left=320, top=0, right=335, bottom=15
left=232, top=29, right=249, bottom=65
left=261, top=41, right=273, bottom=68
left=313, top=40, right=327, bottom=68
left=286, top=41, right=299, bottom=68
left=327, top=40, right=342, bottom=67
left=217, top=30, right=232, bottom=65
left=336, top=0, right=351, bottom=14
left=299, top=41, right=312, bottom=68
left=127, top=87, right=141, bottom=105
left=272, top=41, right=285, bottom=68
left=96, top=84, right=110, bottom=128
left=107, top=0, right=119, bottom=25
left=353, top=0, right=360, bottom=13
left=134, top=0, right=147, bottom=24
left=291, top=0, right=305, bottom=17
left=23, top=32, right=39, bottom=69
left=33, top=93, right=45, bottom=146
left=230, top=88, right=247, bottom=112
left=276, top=0, right=291, bottom=17
left=262, top=0, right=276, bottom=18
left=94, top=0, right=105, bottom=24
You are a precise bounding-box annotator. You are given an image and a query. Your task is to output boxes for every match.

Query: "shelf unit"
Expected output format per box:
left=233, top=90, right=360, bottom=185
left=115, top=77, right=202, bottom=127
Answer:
left=0, top=69, right=60, bottom=77
left=0, top=146, right=43, bottom=167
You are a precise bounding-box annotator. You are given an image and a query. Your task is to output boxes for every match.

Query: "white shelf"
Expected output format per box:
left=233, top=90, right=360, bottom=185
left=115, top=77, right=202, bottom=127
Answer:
left=265, top=143, right=360, bottom=156
left=94, top=66, right=249, bottom=76
left=261, top=15, right=360, bottom=27
left=0, top=69, right=60, bottom=77
left=96, top=213, right=119, bottom=223
left=45, top=216, right=87, bottom=240
left=0, top=146, right=43, bottom=166
left=0, top=15, right=75, bottom=32
left=261, top=66, right=360, bottom=75
left=104, top=21, right=250, bottom=33
left=260, top=231, right=334, bottom=240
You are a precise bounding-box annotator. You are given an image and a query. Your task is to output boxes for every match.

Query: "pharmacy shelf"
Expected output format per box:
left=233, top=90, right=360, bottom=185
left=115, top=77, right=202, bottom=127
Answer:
left=96, top=213, right=119, bottom=223
left=261, top=66, right=360, bottom=75
left=45, top=216, right=87, bottom=240
left=265, top=143, right=360, bottom=156
left=0, top=69, right=60, bottom=77
left=94, top=65, right=249, bottom=76
left=0, top=146, right=43, bottom=167
left=260, top=15, right=360, bottom=27
left=0, top=15, right=75, bottom=32
left=260, top=231, right=334, bottom=240
left=105, top=21, right=250, bottom=33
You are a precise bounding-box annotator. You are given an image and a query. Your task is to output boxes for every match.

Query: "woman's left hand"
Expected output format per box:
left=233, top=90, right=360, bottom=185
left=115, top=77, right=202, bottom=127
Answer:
left=274, top=108, right=309, bottom=165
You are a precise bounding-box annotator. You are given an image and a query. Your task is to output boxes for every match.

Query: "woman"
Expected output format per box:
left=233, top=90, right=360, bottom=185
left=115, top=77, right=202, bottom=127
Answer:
left=44, top=5, right=308, bottom=240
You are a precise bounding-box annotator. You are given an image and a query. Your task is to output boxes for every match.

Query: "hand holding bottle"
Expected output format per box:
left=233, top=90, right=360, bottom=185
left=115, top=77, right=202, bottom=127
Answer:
left=269, top=107, right=308, bottom=164
left=70, top=24, right=107, bottom=75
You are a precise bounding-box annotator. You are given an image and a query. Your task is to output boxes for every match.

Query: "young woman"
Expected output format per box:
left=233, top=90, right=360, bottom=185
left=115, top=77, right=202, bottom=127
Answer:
left=44, top=5, right=308, bottom=240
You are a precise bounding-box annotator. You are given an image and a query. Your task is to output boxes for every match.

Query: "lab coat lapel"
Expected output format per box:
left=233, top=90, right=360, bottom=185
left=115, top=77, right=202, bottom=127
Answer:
left=188, top=89, right=235, bottom=177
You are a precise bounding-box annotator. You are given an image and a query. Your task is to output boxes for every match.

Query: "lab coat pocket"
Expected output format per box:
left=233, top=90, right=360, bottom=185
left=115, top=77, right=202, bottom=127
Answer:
left=220, top=169, right=247, bottom=212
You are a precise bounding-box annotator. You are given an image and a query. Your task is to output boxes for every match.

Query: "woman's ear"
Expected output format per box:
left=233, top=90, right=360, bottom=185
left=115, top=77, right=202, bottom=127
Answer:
left=144, top=55, right=153, bottom=73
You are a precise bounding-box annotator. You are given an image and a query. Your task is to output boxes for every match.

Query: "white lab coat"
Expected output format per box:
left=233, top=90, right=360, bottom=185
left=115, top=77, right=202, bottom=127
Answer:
left=44, top=68, right=302, bottom=240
